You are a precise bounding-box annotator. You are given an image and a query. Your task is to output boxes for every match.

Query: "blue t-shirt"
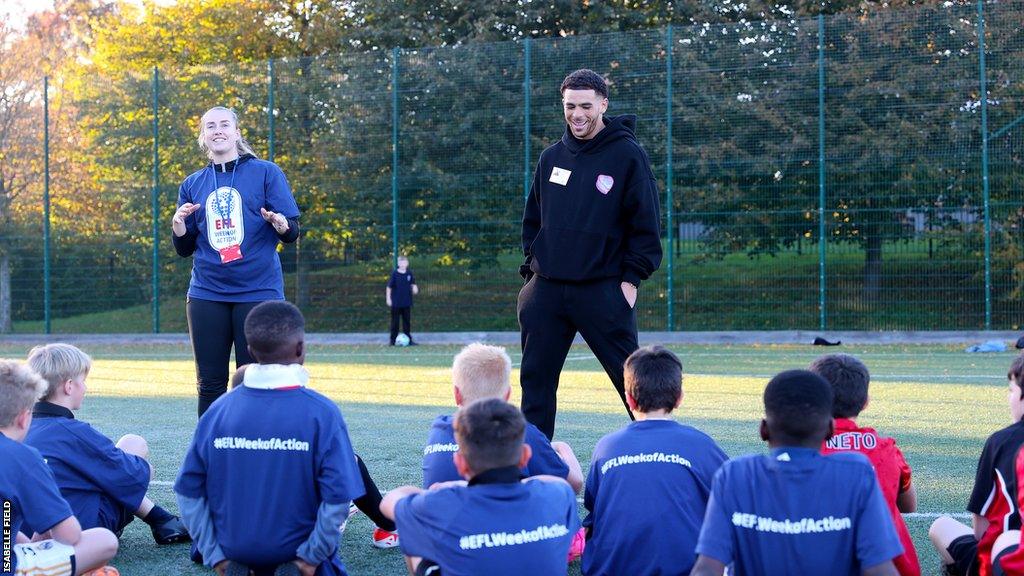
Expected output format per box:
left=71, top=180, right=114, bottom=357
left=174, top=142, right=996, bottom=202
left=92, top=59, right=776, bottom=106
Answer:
left=387, top=269, right=416, bottom=308
left=24, top=403, right=150, bottom=534
left=178, top=156, right=300, bottom=302
left=395, top=471, right=580, bottom=576
left=696, top=447, right=903, bottom=576
left=421, top=415, right=569, bottom=488
left=0, top=434, right=73, bottom=572
left=582, top=419, right=727, bottom=576
left=174, top=385, right=364, bottom=574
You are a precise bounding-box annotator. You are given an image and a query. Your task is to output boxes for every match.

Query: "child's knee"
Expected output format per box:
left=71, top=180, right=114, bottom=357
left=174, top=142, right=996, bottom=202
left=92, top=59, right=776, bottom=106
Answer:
left=929, top=515, right=971, bottom=549
left=994, top=530, right=1021, bottom=559
left=116, top=434, right=149, bottom=458
left=83, top=527, right=119, bottom=563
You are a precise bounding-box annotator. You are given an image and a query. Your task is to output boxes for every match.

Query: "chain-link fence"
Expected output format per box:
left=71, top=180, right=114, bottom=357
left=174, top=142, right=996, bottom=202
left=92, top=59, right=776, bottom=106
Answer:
left=6, top=1, right=1024, bottom=333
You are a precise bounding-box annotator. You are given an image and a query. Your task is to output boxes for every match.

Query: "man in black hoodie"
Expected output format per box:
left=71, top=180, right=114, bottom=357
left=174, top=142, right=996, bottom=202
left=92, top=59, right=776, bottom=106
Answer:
left=518, top=69, right=663, bottom=439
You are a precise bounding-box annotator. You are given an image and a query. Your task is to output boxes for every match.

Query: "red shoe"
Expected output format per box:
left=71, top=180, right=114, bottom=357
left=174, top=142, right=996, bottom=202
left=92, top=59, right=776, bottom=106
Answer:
left=567, top=528, right=585, bottom=563
left=371, top=527, right=400, bottom=549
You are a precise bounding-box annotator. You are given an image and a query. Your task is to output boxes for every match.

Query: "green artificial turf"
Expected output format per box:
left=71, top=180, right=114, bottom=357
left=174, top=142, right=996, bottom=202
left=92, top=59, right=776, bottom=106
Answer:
left=0, top=342, right=1010, bottom=575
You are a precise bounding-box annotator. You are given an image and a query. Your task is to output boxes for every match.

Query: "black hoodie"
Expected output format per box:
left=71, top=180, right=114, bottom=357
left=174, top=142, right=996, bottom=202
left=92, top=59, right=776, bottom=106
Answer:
left=521, top=114, right=663, bottom=286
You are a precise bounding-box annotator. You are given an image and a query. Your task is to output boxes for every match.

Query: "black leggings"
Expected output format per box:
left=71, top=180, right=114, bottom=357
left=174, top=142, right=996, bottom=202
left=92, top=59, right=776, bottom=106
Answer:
left=355, top=454, right=396, bottom=531
left=187, top=298, right=261, bottom=417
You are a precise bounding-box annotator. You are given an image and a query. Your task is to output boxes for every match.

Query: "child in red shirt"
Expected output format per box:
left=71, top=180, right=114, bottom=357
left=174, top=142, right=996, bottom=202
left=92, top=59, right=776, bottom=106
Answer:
left=982, top=355, right=1024, bottom=576
left=931, top=354, right=1024, bottom=576
left=812, top=353, right=920, bottom=576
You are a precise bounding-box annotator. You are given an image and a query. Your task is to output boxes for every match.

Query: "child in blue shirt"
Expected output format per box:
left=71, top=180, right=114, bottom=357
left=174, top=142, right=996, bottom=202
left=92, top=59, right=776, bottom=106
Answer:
left=582, top=346, right=728, bottom=576
left=387, top=255, right=419, bottom=345
left=692, top=369, right=903, bottom=576
left=175, top=300, right=365, bottom=576
left=383, top=398, right=580, bottom=576
left=421, top=343, right=583, bottom=493
left=24, top=343, right=189, bottom=546
left=0, top=360, right=119, bottom=576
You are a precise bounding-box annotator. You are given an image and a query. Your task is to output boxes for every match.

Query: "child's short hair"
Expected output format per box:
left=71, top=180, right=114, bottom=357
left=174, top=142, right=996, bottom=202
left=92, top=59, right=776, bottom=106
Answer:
left=27, top=343, right=92, bottom=400
left=397, top=255, right=409, bottom=263
left=624, top=346, right=683, bottom=414
left=452, top=343, right=511, bottom=403
left=0, top=360, right=47, bottom=427
left=1009, top=354, right=1024, bottom=398
left=808, top=353, right=870, bottom=419
left=764, top=369, right=834, bottom=442
left=454, top=398, right=525, bottom=473
left=244, top=300, right=305, bottom=358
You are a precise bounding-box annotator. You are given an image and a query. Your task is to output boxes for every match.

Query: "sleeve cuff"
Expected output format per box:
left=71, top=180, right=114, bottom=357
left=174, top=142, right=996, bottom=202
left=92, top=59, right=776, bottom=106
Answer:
left=621, top=271, right=643, bottom=287
left=276, top=218, right=300, bottom=243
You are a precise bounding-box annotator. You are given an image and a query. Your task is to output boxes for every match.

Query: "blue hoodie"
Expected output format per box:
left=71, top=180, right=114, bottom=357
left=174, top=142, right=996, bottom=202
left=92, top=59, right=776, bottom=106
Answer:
left=175, top=154, right=300, bottom=302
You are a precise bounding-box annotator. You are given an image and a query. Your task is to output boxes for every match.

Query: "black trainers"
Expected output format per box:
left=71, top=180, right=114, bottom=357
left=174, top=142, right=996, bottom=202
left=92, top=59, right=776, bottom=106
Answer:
left=151, top=515, right=191, bottom=545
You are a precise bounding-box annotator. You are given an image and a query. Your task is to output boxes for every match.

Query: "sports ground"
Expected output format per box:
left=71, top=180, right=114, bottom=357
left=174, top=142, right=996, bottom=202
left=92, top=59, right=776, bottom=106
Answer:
left=0, top=339, right=1011, bottom=575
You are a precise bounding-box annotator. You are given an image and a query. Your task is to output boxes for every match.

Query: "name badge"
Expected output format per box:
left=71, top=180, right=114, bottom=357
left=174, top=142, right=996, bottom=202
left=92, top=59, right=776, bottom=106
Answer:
left=549, top=167, right=572, bottom=186
left=219, top=245, right=243, bottom=264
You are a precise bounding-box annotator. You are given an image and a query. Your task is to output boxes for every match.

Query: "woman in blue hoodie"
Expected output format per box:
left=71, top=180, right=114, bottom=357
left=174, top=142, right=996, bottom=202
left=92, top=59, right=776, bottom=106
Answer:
left=172, top=106, right=300, bottom=416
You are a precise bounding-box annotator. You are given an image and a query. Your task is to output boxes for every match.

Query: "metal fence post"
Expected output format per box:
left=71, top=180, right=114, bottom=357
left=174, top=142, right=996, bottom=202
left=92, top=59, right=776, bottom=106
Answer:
left=523, top=38, right=532, bottom=200
left=267, top=59, right=275, bottom=162
left=151, top=67, right=160, bottom=333
left=665, top=25, right=675, bottom=331
left=43, top=76, right=51, bottom=334
left=392, top=47, right=400, bottom=265
left=817, top=14, right=827, bottom=331
left=977, top=0, right=992, bottom=329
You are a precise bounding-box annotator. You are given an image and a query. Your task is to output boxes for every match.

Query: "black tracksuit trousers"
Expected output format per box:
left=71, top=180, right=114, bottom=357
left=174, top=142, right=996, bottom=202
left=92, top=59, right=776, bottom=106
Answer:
left=517, top=275, right=638, bottom=439
left=187, top=298, right=260, bottom=417
left=390, top=306, right=412, bottom=344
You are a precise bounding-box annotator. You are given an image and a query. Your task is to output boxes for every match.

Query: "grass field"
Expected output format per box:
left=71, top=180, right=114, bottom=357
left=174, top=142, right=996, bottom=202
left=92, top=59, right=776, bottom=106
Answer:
left=0, top=341, right=1015, bottom=575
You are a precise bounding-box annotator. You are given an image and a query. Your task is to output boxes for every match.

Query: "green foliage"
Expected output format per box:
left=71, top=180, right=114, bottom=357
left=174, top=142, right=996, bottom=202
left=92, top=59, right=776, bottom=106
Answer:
left=5, top=0, right=1024, bottom=331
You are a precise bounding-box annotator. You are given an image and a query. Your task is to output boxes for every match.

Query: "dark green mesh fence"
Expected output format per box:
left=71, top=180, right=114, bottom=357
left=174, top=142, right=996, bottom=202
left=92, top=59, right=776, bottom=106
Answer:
left=7, top=2, right=1024, bottom=333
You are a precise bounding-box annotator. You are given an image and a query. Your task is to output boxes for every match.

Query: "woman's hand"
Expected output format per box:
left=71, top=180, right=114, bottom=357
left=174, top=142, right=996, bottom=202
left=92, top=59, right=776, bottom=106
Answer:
left=620, top=281, right=637, bottom=308
left=261, top=207, right=289, bottom=234
left=172, top=203, right=200, bottom=237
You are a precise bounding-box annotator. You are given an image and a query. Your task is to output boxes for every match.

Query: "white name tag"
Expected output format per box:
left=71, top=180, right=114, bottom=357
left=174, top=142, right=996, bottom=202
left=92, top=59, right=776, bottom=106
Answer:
left=549, top=167, right=572, bottom=186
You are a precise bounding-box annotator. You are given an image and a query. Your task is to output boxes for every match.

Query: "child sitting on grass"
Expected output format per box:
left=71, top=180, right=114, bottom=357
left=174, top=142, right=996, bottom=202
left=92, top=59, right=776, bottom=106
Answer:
left=1, top=359, right=120, bottom=576
left=383, top=398, right=580, bottom=576
left=812, top=353, right=919, bottom=576
left=691, top=369, right=902, bottom=576
left=24, top=343, right=189, bottom=546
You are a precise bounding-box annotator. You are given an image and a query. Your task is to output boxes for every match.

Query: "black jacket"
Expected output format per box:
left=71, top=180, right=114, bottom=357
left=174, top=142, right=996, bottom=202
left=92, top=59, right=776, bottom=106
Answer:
left=521, top=114, right=662, bottom=285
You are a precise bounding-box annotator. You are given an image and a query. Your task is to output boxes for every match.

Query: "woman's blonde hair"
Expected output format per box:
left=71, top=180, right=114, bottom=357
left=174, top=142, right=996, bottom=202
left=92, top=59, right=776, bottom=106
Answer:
left=197, top=106, right=258, bottom=160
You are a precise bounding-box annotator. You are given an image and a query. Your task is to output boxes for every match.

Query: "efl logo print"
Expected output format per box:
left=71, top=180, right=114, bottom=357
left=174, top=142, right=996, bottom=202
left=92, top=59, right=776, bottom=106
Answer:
left=596, top=174, right=614, bottom=195
left=205, top=186, right=245, bottom=263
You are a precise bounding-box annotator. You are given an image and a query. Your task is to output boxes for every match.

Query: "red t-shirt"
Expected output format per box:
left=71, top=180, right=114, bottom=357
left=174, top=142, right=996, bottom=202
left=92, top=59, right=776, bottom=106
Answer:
left=966, top=421, right=1024, bottom=576
left=822, top=418, right=920, bottom=576
left=996, top=445, right=1024, bottom=574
